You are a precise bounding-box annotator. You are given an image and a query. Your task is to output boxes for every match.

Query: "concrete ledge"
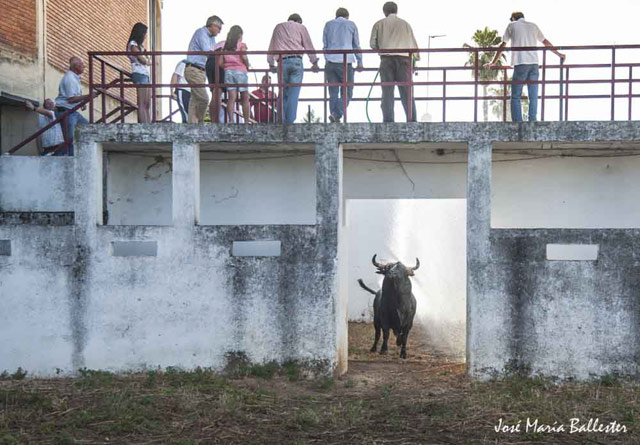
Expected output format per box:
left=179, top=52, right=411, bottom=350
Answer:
left=77, top=121, right=640, bottom=145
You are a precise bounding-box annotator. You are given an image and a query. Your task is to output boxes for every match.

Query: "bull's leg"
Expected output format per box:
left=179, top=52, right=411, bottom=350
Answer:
left=400, top=326, right=412, bottom=359
left=380, top=328, right=390, bottom=354
left=370, top=323, right=381, bottom=352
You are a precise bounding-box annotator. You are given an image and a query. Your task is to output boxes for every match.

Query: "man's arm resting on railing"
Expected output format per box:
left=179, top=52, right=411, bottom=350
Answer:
left=67, top=94, right=90, bottom=103
left=542, top=39, right=566, bottom=62
left=486, top=42, right=507, bottom=68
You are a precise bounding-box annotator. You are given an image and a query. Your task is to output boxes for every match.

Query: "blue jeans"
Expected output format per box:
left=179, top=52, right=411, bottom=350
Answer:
left=511, top=64, right=539, bottom=122
left=325, top=62, right=354, bottom=120
left=282, top=57, right=304, bottom=123
left=55, top=109, right=88, bottom=156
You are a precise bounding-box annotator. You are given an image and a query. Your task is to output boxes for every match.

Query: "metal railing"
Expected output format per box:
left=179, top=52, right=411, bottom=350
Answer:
left=7, top=63, right=137, bottom=155
left=86, top=45, right=640, bottom=124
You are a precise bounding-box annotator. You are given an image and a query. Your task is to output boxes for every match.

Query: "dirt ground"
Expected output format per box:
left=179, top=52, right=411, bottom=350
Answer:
left=1, top=322, right=638, bottom=444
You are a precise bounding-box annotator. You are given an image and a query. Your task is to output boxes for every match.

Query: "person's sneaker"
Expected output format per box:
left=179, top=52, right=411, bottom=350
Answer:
left=329, top=114, right=341, bottom=123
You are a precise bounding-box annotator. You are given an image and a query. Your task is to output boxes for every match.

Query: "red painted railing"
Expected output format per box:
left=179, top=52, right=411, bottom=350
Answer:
left=85, top=45, right=640, bottom=124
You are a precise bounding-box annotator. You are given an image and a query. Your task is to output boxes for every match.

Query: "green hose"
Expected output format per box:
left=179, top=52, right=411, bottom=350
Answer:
left=365, top=70, right=380, bottom=123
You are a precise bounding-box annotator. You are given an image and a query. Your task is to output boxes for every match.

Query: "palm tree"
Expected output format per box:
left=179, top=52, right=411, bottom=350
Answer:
left=463, top=27, right=506, bottom=121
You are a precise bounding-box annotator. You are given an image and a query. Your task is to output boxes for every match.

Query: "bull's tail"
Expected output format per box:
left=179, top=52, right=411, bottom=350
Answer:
left=357, top=279, right=377, bottom=295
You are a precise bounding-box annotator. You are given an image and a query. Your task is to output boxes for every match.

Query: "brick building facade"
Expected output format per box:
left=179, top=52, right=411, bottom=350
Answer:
left=0, top=0, right=38, bottom=58
left=46, top=0, right=149, bottom=82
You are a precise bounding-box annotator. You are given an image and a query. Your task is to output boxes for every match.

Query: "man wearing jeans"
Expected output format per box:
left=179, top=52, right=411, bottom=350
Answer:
left=55, top=56, right=90, bottom=156
left=486, top=12, right=565, bottom=122
left=268, top=14, right=320, bottom=123
left=323, top=8, right=363, bottom=123
left=370, top=2, right=419, bottom=122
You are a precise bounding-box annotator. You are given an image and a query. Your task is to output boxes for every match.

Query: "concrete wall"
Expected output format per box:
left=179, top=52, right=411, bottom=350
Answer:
left=2, top=122, right=640, bottom=381
left=0, top=156, right=75, bottom=211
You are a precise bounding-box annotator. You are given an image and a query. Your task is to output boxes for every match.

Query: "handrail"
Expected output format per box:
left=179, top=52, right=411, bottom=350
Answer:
left=7, top=78, right=127, bottom=155
left=8, top=98, right=86, bottom=155
left=83, top=44, right=640, bottom=125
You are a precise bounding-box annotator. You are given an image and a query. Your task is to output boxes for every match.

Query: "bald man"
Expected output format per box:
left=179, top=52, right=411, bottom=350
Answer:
left=55, top=56, right=90, bottom=155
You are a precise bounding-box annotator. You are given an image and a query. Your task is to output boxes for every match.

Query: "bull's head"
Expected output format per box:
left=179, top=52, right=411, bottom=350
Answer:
left=372, top=254, right=420, bottom=277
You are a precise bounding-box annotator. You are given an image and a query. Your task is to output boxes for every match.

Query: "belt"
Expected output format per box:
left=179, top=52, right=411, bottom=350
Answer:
left=283, top=55, right=302, bottom=60
left=185, top=62, right=205, bottom=71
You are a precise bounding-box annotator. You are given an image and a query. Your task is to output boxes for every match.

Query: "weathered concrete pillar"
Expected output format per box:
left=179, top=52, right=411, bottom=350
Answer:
left=71, top=134, right=103, bottom=372
left=467, top=139, right=511, bottom=378
left=171, top=141, right=200, bottom=227
left=314, top=136, right=346, bottom=376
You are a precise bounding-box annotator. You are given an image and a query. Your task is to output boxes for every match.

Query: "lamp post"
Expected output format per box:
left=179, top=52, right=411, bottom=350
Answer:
left=422, top=34, right=446, bottom=122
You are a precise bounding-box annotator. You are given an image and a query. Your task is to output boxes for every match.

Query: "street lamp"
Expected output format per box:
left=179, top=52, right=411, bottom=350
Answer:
left=422, top=34, right=446, bottom=122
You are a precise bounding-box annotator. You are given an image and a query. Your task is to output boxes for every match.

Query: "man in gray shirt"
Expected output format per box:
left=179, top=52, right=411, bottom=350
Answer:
left=185, top=15, right=223, bottom=123
left=55, top=56, right=90, bottom=155
left=323, top=7, right=363, bottom=123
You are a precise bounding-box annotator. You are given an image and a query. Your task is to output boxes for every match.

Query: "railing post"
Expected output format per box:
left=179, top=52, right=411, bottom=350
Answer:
left=89, top=54, right=94, bottom=123
left=408, top=50, right=414, bottom=122
left=611, top=47, right=616, bottom=121
left=120, top=71, right=125, bottom=123
left=502, top=68, right=508, bottom=122
left=278, top=54, right=284, bottom=123
left=473, top=48, right=478, bottom=122
left=101, top=60, right=106, bottom=123
left=629, top=66, right=633, bottom=121
left=565, top=67, right=570, bottom=121
left=323, top=70, right=328, bottom=123
left=541, top=49, right=546, bottom=121
left=442, top=68, right=447, bottom=122
left=151, top=52, right=157, bottom=122
left=559, top=58, right=564, bottom=121
left=342, top=52, right=348, bottom=123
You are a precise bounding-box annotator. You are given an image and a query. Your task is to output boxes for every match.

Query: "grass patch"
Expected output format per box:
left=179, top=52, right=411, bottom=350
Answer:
left=0, top=324, right=638, bottom=444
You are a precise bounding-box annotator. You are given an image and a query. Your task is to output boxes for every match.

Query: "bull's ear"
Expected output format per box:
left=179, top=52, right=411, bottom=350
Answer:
left=407, top=269, right=415, bottom=276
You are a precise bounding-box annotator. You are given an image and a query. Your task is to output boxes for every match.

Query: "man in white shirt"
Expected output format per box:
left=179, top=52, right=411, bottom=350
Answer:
left=486, top=12, right=565, bottom=122
left=171, top=60, right=191, bottom=123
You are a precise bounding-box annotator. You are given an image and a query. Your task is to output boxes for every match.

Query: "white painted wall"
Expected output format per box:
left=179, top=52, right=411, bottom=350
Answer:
left=492, top=154, right=640, bottom=228
left=199, top=152, right=316, bottom=225
left=0, top=226, right=75, bottom=376
left=107, top=153, right=173, bottom=225
left=106, top=152, right=317, bottom=226
left=0, top=156, right=75, bottom=211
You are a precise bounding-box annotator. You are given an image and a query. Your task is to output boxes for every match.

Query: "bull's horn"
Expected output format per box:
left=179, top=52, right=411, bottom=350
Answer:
left=409, top=258, right=420, bottom=271
left=372, top=254, right=383, bottom=268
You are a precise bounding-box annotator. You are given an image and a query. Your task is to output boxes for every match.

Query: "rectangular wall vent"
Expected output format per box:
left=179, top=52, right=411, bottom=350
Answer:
left=546, top=244, right=599, bottom=261
left=232, top=240, right=281, bottom=257
left=0, top=240, right=11, bottom=256
left=112, top=241, right=158, bottom=257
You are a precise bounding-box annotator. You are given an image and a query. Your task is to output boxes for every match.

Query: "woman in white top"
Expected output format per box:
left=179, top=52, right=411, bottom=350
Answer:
left=127, top=22, right=151, bottom=123
left=25, top=99, right=66, bottom=155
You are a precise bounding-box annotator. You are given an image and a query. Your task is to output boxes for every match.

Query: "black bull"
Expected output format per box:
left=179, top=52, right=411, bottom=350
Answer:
left=358, top=254, right=419, bottom=359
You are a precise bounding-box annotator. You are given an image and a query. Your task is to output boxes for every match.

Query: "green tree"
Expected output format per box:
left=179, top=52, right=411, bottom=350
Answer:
left=463, top=27, right=506, bottom=121
left=302, top=107, right=321, bottom=123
